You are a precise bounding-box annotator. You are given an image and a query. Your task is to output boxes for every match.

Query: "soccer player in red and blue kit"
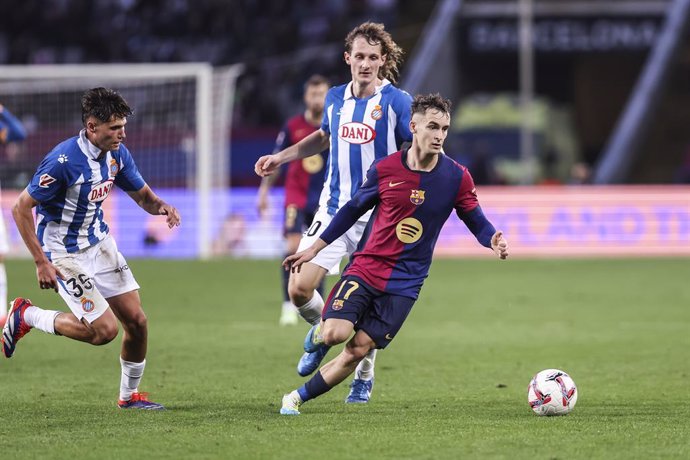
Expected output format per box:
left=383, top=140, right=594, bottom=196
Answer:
left=279, top=94, right=509, bottom=414
left=257, top=75, right=330, bottom=326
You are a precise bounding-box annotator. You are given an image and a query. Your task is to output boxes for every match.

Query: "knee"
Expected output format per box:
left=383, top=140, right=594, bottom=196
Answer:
left=322, top=327, right=349, bottom=347
left=288, top=281, right=313, bottom=305
left=342, top=343, right=370, bottom=364
left=124, top=311, right=148, bottom=335
left=91, top=322, right=119, bottom=345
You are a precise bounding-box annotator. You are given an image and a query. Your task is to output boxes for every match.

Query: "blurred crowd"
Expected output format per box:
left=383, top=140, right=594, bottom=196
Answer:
left=0, top=0, right=398, bottom=65
left=0, top=0, right=418, bottom=126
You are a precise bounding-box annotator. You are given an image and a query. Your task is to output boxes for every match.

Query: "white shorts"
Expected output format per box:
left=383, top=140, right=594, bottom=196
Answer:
left=51, top=236, right=140, bottom=324
left=0, top=210, right=8, bottom=254
left=297, top=209, right=368, bottom=275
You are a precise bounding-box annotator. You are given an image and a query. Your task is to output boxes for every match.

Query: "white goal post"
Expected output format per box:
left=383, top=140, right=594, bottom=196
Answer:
left=0, top=63, right=243, bottom=259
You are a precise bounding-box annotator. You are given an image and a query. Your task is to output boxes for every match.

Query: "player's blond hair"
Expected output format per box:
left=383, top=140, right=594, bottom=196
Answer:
left=345, top=22, right=404, bottom=84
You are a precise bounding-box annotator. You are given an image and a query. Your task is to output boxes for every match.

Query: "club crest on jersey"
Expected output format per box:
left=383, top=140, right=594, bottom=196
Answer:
left=109, top=159, right=120, bottom=177
left=38, top=174, right=57, bottom=188
left=370, top=104, right=383, bottom=120
left=89, top=179, right=114, bottom=202
left=81, top=298, right=95, bottom=313
left=338, top=122, right=376, bottom=144
left=410, top=189, right=426, bottom=205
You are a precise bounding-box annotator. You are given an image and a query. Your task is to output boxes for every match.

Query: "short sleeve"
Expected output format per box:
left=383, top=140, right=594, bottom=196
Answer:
left=393, top=90, right=413, bottom=146
left=27, top=154, right=67, bottom=203
left=114, top=145, right=146, bottom=192
left=321, top=89, right=334, bottom=134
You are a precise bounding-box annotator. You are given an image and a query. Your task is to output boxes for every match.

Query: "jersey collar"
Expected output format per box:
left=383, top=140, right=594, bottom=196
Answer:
left=344, top=79, right=391, bottom=100
left=77, top=128, right=106, bottom=160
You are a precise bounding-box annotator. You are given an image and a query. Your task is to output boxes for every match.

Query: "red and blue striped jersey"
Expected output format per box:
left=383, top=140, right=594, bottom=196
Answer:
left=274, top=114, right=327, bottom=213
left=320, top=149, right=496, bottom=299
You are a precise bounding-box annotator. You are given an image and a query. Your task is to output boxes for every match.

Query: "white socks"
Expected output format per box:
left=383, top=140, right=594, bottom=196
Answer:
left=355, top=349, right=377, bottom=381
left=296, top=290, right=324, bottom=326
left=119, top=358, right=146, bottom=401
left=23, top=306, right=60, bottom=334
left=0, top=263, right=6, bottom=316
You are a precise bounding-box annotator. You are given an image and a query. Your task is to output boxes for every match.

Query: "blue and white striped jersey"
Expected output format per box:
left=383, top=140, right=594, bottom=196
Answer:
left=27, top=129, right=145, bottom=254
left=320, top=79, right=412, bottom=220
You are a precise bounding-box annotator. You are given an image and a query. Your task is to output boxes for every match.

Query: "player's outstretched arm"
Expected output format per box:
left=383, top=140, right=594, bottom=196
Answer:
left=12, top=190, right=65, bottom=291
left=282, top=239, right=328, bottom=273
left=491, top=230, right=509, bottom=259
left=127, top=184, right=181, bottom=228
left=254, top=129, right=329, bottom=177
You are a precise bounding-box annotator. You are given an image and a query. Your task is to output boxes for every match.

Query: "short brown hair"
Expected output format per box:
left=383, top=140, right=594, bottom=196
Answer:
left=344, top=22, right=404, bottom=84
left=304, top=74, right=330, bottom=90
left=81, top=87, right=132, bottom=124
left=411, top=93, right=452, bottom=116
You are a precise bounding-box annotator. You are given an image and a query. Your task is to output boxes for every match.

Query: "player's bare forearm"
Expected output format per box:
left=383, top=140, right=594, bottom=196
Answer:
left=12, top=191, right=64, bottom=290
left=294, top=129, right=329, bottom=160
left=12, top=191, right=49, bottom=266
left=256, top=130, right=329, bottom=177
left=282, top=238, right=328, bottom=273
left=128, top=185, right=181, bottom=228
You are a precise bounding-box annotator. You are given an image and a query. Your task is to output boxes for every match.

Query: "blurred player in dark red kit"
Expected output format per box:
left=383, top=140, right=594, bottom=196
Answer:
left=279, top=94, right=509, bottom=415
left=257, top=75, right=330, bottom=325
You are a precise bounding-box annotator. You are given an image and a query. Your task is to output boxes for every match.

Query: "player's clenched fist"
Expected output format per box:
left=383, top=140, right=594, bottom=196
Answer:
left=255, top=154, right=280, bottom=177
left=491, top=230, right=509, bottom=259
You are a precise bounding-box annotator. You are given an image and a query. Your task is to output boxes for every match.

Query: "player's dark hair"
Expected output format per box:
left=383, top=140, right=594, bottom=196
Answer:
left=411, top=93, right=452, bottom=117
left=345, top=22, right=404, bottom=84
left=304, top=74, right=330, bottom=90
left=81, top=87, right=133, bottom=124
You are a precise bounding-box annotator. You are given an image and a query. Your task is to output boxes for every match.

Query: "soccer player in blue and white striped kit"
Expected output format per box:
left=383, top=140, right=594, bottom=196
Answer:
left=255, top=22, right=412, bottom=403
left=3, top=88, right=180, bottom=410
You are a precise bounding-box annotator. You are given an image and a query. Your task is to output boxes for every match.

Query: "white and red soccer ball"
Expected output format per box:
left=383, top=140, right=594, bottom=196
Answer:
left=528, top=369, right=578, bottom=416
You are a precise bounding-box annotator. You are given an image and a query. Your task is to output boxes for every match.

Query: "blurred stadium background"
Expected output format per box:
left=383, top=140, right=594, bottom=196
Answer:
left=1, top=0, right=689, bottom=260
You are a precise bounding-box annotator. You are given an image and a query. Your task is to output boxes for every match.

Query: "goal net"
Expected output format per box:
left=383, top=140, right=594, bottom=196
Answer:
left=0, top=63, right=243, bottom=259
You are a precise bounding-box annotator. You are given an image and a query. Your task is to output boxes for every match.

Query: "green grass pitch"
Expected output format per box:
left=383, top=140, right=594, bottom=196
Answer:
left=0, top=257, right=688, bottom=459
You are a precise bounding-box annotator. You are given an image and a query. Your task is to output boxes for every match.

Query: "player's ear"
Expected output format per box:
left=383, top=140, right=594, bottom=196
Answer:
left=344, top=52, right=351, bottom=65
left=409, top=120, right=416, bottom=134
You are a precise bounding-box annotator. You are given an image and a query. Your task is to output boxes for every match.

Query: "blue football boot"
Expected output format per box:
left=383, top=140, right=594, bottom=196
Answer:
left=296, top=344, right=331, bottom=377
left=345, top=378, right=374, bottom=403
left=303, top=323, right=323, bottom=353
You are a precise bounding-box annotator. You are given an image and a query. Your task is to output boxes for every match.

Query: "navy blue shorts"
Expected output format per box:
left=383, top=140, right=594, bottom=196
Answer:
left=323, top=275, right=416, bottom=349
left=283, top=205, right=315, bottom=236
